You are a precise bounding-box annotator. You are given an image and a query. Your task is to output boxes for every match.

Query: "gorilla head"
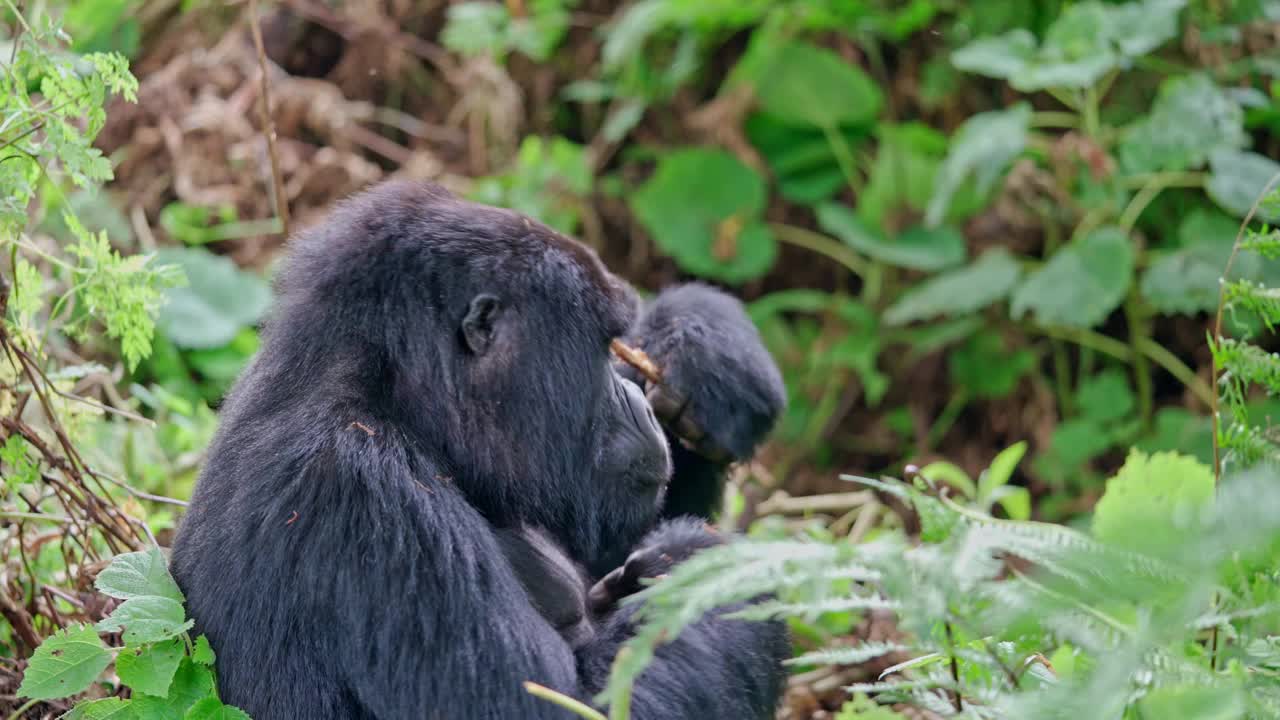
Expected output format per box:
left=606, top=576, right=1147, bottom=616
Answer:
left=245, top=181, right=669, bottom=571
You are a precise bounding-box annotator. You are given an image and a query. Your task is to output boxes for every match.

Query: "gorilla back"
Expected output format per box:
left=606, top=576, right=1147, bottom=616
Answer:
left=169, top=181, right=787, bottom=719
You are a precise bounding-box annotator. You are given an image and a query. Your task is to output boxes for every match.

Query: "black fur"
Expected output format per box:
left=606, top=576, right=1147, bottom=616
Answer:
left=169, top=181, right=786, bottom=719
left=620, top=283, right=787, bottom=519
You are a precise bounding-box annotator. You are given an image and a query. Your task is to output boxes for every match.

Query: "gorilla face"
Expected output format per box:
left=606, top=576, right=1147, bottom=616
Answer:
left=460, top=286, right=671, bottom=506
left=595, top=367, right=671, bottom=495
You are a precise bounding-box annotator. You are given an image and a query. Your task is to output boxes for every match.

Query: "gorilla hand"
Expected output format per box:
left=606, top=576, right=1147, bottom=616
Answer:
left=496, top=525, right=595, bottom=649
left=617, top=283, right=785, bottom=466
left=588, top=517, right=723, bottom=614
left=614, top=283, right=785, bottom=519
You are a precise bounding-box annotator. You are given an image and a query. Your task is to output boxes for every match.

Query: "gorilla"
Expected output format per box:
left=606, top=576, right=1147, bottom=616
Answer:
left=169, top=180, right=789, bottom=719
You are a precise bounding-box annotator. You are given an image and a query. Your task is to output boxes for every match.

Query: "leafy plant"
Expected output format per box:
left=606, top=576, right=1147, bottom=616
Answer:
left=15, top=550, right=249, bottom=718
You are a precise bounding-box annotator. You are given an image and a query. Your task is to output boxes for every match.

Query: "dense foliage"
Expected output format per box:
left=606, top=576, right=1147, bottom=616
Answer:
left=3, top=0, right=1280, bottom=718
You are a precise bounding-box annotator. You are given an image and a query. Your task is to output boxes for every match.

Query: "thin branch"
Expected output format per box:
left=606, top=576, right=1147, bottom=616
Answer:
left=248, top=0, right=291, bottom=238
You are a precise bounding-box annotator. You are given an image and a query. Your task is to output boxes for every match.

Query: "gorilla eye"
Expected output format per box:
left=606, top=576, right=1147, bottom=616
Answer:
left=461, top=294, right=502, bottom=355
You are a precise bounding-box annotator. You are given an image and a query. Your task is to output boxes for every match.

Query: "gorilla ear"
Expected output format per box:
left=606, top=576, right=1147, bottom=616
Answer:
left=461, top=294, right=502, bottom=355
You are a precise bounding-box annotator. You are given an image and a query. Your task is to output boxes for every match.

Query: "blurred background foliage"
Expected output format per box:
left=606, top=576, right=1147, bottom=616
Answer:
left=6, top=0, right=1280, bottom=717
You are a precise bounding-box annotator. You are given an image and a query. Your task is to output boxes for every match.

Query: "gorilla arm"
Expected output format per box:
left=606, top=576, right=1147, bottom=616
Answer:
left=325, top=439, right=784, bottom=720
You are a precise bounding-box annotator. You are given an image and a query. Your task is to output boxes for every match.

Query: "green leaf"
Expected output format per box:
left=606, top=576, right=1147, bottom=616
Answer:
left=183, top=698, right=252, bottom=720
left=1092, top=449, right=1215, bottom=557
left=884, top=249, right=1022, bottom=325
left=131, top=658, right=216, bottom=720
left=115, top=638, right=184, bottom=697
left=1207, top=149, right=1280, bottom=223
left=927, top=104, right=1031, bottom=226
left=978, top=441, right=1028, bottom=504
left=191, top=636, right=216, bottom=666
left=1077, top=369, right=1136, bottom=424
left=96, top=596, right=193, bottom=645
left=745, top=114, right=866, bottom=204
left=1141, top=210, right=1240, bottom=314
left=1119, top=74, right=1248, bottom=174
left=949, top=330, right=1034, bottom=399
left=952, top=0, right=1186, bottom=91
left=918, top=461, right=977, bottom=499
left=818, top=205, right=965, bottom=272
left=857, top=124, right=977, bottom=229
left=951, top=30, right=1037, bottom=81
left=95, top=549, right=184, bottom=604
left=64, top=698, right=135, bottom=719
left=746, top=41, right=883, bottom=129
left=990, top=486, right=1032, bottom=521
left=17, top=624, right=112, bottom=700
left=155, top=247, right=272, bottom=350
left=1011, top=227, right=1134, bottom=327
left=631, top=149, right=776, bottom=283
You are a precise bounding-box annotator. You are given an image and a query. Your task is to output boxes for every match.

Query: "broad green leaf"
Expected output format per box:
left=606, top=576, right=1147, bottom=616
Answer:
left=1119, top=74, right=1248, bottom=174
left=858, top=124, right=981, bottom=228
left=818, top=204, right=965, bottom=272
left=191, top=636, right=216, bottom=666
left=1207, top=149, right=1280, bottom=223
left=978, top=441, right=1028, bottom=504
left=747, top=41, right=883, bottom=129
left=744, top=114, right=866, bottom=204
left=949, top=330, right=1034, bottom=399
left=1141, top=210, right=1238, bottom=314
left=952, top=0, right=1185, bottom=91
left=951, top=30, right=1036, bottom=80
left=115, top=638, right=184, bottom=697
left=155, top=247, right=272, bottom=350
left=1092, top=449, right=1215, bottom=557
left=631, top=149, right=776, bottom=283
left=183, top=698, right=252, bottom=720
left=94, top=549, right=184, bottom=603
left=1077, top=369, right=1135, bottom=424
left=927, top=104, right=1031, bottom=226
left=17, top=624, right=112, bottom=700
left=132, top=658, right=216, bottom=720
left=64, top=698, right=135, bottom=719
left=96, top=596, right=193, bottom=644
left=1011, top=227, right=1134, bottom=327
left=884, top=249, right=1022, bottom=325
left=1137, top=408, right=1214, bottom=465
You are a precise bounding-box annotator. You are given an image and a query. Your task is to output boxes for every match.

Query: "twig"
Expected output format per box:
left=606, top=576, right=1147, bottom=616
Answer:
left=756, top=490, right=873, bottom=516
left=610, top=339, right=661, bottom=384
left=248, top=0, right=291, bottom=239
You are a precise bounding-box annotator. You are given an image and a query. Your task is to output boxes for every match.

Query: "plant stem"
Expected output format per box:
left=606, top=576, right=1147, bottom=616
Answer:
left=769, top=223, right=868, bottom=278
left=5, top=698, right=38, bottom=720
left=1125, top=299, right=1153, bottom=427
left=821, top=123, right=864, bottom=196
left=1029, top=112, right=1079, bottom=129
left=1119, top=172, right=1207, bottom=231
left=524, top=682, right=607, bottom=720
left=944, top=621, right=963, bottom=712
left=1028, top=323, right=1214, bottom=407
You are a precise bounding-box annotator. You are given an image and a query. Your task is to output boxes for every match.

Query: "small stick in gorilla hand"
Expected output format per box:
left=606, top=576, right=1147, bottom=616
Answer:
left=610, top=339, right=662, bottom=384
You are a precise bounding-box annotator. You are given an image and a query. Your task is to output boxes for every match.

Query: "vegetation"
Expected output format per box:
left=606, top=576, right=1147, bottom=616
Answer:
left=3, top=0, right=1280, bottom=717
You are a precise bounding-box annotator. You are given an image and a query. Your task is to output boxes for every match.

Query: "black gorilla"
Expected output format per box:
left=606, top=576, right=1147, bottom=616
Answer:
left=169, top=181, right=788, bottom=719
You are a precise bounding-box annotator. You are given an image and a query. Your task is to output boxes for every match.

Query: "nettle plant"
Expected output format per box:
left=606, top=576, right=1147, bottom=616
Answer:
left=2, top=5, right=256, bottom=717
left=592, top=188, right=1280, bottom=719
